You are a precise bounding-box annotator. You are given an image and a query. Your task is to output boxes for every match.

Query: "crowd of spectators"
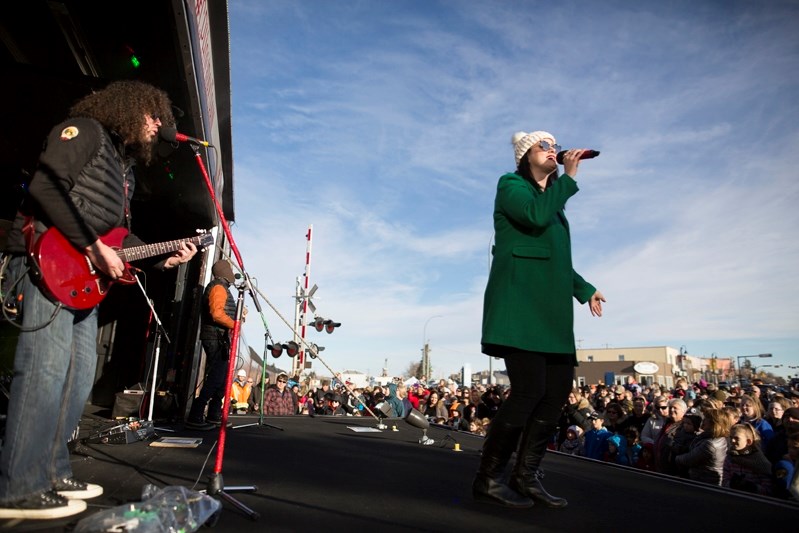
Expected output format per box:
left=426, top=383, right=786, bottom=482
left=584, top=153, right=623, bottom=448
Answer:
left=555, top=377, right=799, bottom=501
left=233, top=371, right=799, bottom=502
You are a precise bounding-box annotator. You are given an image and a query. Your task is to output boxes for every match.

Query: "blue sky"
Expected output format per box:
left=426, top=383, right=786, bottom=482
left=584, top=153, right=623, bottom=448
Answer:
left=226, top=0, right=799, bottom=380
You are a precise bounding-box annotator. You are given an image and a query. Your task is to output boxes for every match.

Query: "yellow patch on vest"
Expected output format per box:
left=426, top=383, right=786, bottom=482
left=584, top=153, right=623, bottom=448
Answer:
left=60, top=126, right=79, bottom=141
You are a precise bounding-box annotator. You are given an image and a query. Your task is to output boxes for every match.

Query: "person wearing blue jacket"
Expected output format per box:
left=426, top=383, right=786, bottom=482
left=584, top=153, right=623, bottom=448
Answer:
left=581, top=413, right=612, bottom=460
left=385, top=383, right=405, bottom=418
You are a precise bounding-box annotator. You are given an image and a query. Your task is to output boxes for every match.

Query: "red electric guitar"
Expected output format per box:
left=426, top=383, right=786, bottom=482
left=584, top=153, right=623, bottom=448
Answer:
left=31, top=226, right=214, bottom=310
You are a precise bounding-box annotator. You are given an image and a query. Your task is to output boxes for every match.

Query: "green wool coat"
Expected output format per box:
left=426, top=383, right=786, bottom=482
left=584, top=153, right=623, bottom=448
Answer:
left=481, top=172, right=596, bottom=358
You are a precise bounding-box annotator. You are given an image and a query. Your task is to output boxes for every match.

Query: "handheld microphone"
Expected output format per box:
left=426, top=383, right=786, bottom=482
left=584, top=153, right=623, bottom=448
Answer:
left=556, top=149, right=600, bottom=164
left=159, top=126, right=212, bottom=147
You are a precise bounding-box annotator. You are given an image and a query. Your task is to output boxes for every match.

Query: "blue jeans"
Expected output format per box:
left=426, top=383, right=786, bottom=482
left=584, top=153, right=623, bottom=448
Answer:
left=0, top=256, right=97, bottom=502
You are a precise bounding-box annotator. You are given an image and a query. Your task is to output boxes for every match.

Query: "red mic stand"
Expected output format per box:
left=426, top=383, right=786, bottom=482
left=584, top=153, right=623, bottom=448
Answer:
left=188, top=142, right=260, bottom=520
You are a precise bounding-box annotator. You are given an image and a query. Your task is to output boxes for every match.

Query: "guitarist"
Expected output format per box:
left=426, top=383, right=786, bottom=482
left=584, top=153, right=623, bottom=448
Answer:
left=0, top=81, right=196, bottom=520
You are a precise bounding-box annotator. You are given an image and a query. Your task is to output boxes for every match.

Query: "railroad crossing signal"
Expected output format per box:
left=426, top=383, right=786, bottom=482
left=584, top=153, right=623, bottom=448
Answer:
left=313, top=316, right=341, bottom=334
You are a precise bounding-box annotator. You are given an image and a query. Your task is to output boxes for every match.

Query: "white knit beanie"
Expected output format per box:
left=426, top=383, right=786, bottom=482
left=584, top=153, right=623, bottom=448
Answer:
left=512, top=130, right=556, bottom=167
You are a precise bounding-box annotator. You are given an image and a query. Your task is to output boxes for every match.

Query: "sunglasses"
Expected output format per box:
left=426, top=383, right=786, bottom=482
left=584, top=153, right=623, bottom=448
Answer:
left=537, top=140, right=562, bottom=153
left=657, top=405, right=668, bottom=410
left=278, top=379, right=287, bottom=383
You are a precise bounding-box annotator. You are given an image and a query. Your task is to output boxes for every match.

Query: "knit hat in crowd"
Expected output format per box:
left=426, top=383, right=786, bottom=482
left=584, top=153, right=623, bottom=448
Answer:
left=567, top=425, right=584, bottom=438
left=212, top=260, right=236, bottom=283
left=512, top=130, right=556, bottom=167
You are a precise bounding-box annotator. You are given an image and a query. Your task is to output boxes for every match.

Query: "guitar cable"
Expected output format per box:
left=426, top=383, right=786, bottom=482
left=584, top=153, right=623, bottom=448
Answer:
left=0, top=254, right=63, bottom=331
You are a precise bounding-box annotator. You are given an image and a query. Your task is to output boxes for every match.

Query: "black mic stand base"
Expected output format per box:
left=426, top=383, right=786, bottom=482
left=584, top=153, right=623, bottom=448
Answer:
left=232, top=419, right=284, bottom=431
left=204, top=473, right=260, bottom=521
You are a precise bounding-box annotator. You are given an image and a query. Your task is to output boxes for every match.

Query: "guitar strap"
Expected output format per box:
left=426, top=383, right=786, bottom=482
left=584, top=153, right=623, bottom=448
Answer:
left=21, top=215, right=43, bottom=283
left=5, top=216, right=64, bottom=328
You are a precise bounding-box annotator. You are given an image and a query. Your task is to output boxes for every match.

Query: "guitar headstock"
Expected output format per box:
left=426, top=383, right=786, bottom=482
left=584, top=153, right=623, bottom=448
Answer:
left=194, top=229, right=216, bottom=249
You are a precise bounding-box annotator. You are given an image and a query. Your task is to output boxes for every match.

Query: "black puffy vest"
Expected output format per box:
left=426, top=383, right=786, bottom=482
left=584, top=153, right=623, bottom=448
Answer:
left=200, top=278, right=237, bottom=340
left=69, top=119, right=134, bottom=235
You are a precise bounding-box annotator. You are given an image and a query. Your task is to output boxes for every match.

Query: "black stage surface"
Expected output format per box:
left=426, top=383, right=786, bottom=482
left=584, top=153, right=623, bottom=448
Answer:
left=3, top=412, right=796, bottom=531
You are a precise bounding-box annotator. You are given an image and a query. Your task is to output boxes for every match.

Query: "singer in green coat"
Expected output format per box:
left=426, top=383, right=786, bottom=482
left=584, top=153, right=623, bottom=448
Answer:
left=473, top=130, right=605, bottom=510
left=481, top=169, right=597, bottom=359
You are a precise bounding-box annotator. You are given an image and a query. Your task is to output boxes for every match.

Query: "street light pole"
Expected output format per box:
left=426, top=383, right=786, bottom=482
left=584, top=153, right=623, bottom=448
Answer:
left=736, top=353, right=772, bottom=384
left=422, top=315, right=443, bottom=381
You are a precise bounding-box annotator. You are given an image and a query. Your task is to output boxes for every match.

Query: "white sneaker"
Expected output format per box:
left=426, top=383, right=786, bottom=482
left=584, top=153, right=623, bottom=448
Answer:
left=0, top=489, right=87, bottom=519
left=54, top=477, right=104, bottom=500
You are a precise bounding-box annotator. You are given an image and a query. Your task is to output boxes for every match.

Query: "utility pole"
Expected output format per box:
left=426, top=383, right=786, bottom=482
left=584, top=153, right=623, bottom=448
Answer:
left=422, top=342, right=430, bottom=381
left=291, top=225, right=313, bottom=377
left=422, top=315, right=442, bottom=383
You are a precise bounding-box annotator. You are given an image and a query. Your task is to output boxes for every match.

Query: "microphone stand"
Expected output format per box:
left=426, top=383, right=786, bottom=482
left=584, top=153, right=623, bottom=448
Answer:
left=233, top=331, right=283, bottom=431
left=188, top=142, right=259, bottom=520
left=133, top=273, right=171, bottom=424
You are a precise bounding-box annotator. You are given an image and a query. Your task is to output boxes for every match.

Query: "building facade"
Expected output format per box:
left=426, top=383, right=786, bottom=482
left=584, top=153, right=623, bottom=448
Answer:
left=575, top=346, right=736, bottom=388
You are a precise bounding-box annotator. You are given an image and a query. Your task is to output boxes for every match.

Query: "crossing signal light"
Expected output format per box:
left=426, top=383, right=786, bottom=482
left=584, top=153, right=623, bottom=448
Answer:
left=308, top=343, right=325, bottom=359
left=267, top=341, right=301, bottom=358
left=285, top=341, right=300, bottom=357
left=313, top=317, right=341, bottom=334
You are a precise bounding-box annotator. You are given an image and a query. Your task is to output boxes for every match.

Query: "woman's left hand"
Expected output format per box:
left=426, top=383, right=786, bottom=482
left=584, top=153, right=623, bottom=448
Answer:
left=589, top=290, right=606, bottom=317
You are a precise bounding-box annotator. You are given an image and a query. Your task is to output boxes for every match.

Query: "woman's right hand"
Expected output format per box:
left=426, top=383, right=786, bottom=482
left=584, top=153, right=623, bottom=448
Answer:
left=561, top=149, right=587, bottom=178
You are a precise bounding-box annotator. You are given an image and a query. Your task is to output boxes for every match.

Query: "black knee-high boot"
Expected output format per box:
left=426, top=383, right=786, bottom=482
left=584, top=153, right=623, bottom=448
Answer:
left=472, top=421, right=533, bottom=508
left=509, top=419, right=568, bottom=508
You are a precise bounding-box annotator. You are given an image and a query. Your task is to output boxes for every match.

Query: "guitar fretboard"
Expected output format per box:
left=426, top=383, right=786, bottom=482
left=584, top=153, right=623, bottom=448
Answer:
left=118, top=235, right=209, bottom=262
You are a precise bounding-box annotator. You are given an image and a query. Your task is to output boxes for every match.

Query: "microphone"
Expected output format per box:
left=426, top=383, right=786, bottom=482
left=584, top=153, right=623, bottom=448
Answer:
left=159, top=126, right=212, bottom=147
left=556, top=149, right=600, bottom=164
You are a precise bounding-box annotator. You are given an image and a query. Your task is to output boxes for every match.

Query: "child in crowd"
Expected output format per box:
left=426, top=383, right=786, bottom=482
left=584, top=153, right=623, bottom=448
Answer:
left=604, top=434, right=628, bottom=465
left=739, top=395, right=775, bottom=451
left=580, top=412, right=611, bottom=460
left=624, top=426, right=643, bottom=466
left=559, top=425, right=583, bottom=456
left=674, top=408, right=730, bottom=486
left=468, top=418, right=486, bottom=437
left=636, top=443, right=656, bottom=471
left=723, top=422, right=773, bottom=496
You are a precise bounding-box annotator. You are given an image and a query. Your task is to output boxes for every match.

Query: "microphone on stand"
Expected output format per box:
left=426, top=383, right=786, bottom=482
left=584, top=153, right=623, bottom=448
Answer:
left=556, top=149, right=600, bottom=164
left=159, top=126, right=212, bottom=147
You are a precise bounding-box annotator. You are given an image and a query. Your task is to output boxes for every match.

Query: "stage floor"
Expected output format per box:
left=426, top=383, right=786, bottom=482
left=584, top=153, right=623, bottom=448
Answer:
left=2, top=412, right=796, bottom=531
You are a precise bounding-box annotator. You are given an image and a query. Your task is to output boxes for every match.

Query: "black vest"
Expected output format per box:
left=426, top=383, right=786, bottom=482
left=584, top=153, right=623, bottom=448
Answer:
left=68, top=118, right=134, bottom=235
left=200, top=278, right=237, bottom=340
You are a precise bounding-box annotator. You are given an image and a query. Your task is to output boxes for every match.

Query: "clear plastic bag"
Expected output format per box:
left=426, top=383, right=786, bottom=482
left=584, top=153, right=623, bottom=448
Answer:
left=75, top=484, right=221, bottom=532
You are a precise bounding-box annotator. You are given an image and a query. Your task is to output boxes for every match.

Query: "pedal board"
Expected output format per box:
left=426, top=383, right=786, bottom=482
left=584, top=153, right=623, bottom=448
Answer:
left=85, top=419, right=155, bottom=445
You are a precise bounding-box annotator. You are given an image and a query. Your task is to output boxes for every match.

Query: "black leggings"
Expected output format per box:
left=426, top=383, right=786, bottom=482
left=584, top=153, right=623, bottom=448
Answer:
left=491, top=351, right=574, bottom=427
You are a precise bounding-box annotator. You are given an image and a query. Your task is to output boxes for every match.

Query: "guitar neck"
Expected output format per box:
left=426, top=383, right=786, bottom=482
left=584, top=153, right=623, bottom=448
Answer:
left=118, top=236, right=204, bottom=262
